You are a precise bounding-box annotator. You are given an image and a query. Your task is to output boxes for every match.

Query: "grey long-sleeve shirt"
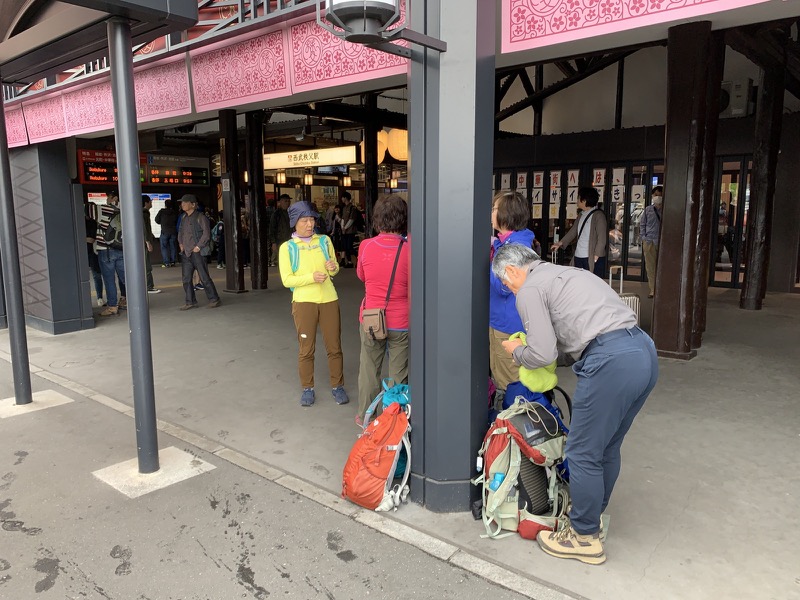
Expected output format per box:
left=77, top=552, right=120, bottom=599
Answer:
left=511, top=261, right=637, bottom=368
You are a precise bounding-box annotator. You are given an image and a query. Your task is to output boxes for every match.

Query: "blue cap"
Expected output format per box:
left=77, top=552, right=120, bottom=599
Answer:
left=288, top=201, right=319, bottom=228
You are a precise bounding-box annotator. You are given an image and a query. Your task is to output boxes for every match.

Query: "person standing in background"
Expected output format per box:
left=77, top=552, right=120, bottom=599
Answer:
left=489, top=191, right=537, bottom=402
left=639, top=186, right=663, bottom=298
left=96, top=192, right=127, bottom=317
left=85, top=206, right=105, bottom=307
left=340, top=191, right=358, bottom=268
left=177, top=194, right=221, bottom=310
left=270, top=194, right=292, bottom=260
left=142, top=196, right=161, bottom=294
left=550, top=186, right=607, bottom=278
left=155, top=199, right=179, bottom=267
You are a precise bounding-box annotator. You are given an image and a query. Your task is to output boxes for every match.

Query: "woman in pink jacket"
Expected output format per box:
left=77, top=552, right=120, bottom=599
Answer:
left=355, top=195, right=410, bottom=425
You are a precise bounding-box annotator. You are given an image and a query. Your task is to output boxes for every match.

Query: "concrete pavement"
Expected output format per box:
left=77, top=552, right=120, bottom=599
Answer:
left=0, top=360, right=541, bottom=600
left=0, top=264, right=798, bottom=600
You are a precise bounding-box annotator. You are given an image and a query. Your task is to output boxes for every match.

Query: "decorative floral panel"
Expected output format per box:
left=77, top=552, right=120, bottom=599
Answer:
left=63, top=81, right=114, bottom=136
left=134, top=59, right=192, bottom=121
left=502, top=0, right=770, bottom=53
left=22, top=96, right=66, bottom=143
left=4, top=107, right=28, bottom=148
left=289, top=18, right=407, bottom=94
left=191, top=30, right=290, bottom=113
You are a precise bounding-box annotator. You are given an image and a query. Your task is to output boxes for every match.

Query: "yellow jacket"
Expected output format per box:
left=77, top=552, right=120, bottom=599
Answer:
left=508, top=332, right=558, bottom=393
left=279, top=235, right=340, bottom=303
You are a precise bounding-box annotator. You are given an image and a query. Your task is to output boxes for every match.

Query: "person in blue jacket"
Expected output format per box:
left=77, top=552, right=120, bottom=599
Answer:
left=490, top=191, right=537, bottom=402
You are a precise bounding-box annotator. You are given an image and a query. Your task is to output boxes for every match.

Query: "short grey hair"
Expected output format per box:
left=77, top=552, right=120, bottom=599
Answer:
left=492, top=243, right=540, bottom=281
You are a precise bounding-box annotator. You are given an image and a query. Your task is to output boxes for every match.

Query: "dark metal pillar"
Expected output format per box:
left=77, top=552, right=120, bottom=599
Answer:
left=614, top=58, right=625, bottom=130
left=409, top=0, right=494, bottom=511
left=108, top=18, right=158, bottom=472
left=0, top=83, right=32, bottom=403
left=533, top=65, right=543, bottom=137
left=245, top=110, right=268, bottom=290
left=740, top=65, right=784, bottom=310
left=0, top=255, right=6, bottom=329
left=363, top=93, right=379, bottom=237
left=692, top=32, right=725, bottom=348
left=219, top=109, right=245, bottom=293
left=653, top=21, right=711, bottom=360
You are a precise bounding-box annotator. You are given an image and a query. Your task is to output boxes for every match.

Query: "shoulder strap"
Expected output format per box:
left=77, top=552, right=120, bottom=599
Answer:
left=318, top=235, right=331, bottom=262
left=288, top=239, right=299, bottom=273
left=383, top=238, right=405, bottom=309
left=653, top=207, right=661, bottom=223
left=576, top=208, right=598, bottom=242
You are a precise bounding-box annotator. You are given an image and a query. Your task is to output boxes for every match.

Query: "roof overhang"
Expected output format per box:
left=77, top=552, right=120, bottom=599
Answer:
left=0, top=0, right=197, bottom=85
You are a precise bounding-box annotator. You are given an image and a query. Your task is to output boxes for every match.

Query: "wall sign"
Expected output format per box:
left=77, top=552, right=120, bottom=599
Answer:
left=263, top=146, right=357, bottom=170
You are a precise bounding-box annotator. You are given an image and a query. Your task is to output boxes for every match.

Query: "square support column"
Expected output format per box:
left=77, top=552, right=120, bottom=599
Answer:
left=653, top=21, right=712, bottom=360
left=408, top=0, right=495, bottom=511
left=9, top=140, right=94, bottom=334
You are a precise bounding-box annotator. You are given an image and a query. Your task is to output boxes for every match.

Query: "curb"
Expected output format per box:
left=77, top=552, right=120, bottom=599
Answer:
left=0, top=351, right=584, bottom=600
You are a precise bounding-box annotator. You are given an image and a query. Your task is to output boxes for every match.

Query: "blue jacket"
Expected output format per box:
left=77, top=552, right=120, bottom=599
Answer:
left=490, top=229, right=536, bottom=334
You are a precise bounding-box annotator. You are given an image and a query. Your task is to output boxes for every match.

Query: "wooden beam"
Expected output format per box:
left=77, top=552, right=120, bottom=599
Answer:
left=496, top=51, right=633, bottom=122
left=278, top=101, right=407, bottom=130
left=614, top=58, right=624, bottom=129
left=498, top=71, right=519, bottom=102
left=519, top=68, right=535, bottom=97
left=740, top=65, right=784, bottom=310
left=554, top=61, right=575, bottom=77
left=693, top=31, right=726, bottom=348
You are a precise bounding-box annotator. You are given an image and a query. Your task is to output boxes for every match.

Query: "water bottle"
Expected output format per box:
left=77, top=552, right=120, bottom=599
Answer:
left=489, top=472, right=505, bottom=491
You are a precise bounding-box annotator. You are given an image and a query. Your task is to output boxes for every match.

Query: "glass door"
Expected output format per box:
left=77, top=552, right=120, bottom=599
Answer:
left=712, top=157, right=751, bottom=287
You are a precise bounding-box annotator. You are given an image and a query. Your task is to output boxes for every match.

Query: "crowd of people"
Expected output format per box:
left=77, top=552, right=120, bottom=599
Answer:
left=87, top=186, right=660, bottom=567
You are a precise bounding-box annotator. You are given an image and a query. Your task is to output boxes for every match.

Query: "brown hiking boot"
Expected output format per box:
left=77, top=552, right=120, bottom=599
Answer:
left=118, top=296, right=127, bottom=309
left=99, top=306, right=119, bottom=317
left=207, top=299, right=221, bottom=309
left=537, top=525, right=606, bottom=565
left=179, top=303, right=197, bottom=311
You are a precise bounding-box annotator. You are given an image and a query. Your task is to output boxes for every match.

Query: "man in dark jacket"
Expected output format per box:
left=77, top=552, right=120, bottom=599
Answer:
left=177, top=194, right=221, bottom=310
left=155, top=199, right=179, bottom=267
left=270, top=194, right=291, bottom=261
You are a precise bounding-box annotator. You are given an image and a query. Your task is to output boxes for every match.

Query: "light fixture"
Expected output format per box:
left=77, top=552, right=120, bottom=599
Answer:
left=360, top=129, right=388, bottom=165
left=342, top=175, right=352, bottom=187
left=276, top=171, right=286, bottom=185
left=317, top=0, right=447, bottom=58
left=244, top=171, right=249, bottom=183
left=304, top=172, right=314, bottom=186
left=390, top=177, right=398, bottom=190
left=387, top=128, right=408, bottom=161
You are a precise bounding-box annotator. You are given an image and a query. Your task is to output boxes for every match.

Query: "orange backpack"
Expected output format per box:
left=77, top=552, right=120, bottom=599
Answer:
left=342, top=402, right=411, bottom=511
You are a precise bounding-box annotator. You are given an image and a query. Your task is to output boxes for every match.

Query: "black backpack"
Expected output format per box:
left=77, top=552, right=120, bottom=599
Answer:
left=103, top=211, right=123, bottom=250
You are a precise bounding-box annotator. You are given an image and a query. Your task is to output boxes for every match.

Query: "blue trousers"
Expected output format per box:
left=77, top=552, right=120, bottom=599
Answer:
left=160, top=233, right=177, bottom=265
left=97, top=248, right=126, bottom=308
left=567, top=326, right=658, bottom=534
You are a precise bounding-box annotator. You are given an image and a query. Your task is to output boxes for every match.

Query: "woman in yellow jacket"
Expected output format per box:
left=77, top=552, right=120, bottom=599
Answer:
left=279, top=201, right=349, bottom=407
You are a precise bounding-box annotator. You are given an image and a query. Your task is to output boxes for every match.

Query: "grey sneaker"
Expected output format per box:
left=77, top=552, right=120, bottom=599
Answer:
left=332, top=386, right=349, bottom=405
left=301, top=388, right=315, bottom=407
left=147, top=288, right=162, bottom=294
